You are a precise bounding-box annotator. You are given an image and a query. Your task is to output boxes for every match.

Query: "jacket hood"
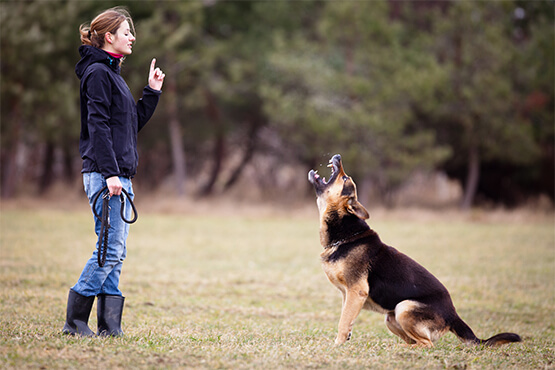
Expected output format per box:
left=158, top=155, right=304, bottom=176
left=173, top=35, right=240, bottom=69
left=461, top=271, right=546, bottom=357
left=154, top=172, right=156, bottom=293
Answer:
left=75, top=45, right=121, bottom=79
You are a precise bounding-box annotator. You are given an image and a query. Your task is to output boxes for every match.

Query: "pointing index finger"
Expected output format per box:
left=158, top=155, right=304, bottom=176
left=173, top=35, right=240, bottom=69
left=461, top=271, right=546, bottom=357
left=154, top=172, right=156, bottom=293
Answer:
left=150, top=58, right=156, bottom=73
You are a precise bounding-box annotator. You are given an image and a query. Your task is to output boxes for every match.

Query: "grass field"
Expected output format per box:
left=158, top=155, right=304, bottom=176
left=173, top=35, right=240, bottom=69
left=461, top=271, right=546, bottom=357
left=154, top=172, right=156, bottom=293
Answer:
left=1, top=202, right=553, bottom=369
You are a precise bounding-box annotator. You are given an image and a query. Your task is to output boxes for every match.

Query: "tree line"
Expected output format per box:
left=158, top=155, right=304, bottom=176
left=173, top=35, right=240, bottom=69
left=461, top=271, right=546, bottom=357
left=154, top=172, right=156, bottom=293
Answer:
left=1, top=0, right=553, bottom=208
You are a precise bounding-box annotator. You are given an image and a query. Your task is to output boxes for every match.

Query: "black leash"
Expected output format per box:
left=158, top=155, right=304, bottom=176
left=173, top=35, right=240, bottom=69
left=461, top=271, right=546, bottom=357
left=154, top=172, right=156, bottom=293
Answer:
left=91, top=186, right=138, bottom=267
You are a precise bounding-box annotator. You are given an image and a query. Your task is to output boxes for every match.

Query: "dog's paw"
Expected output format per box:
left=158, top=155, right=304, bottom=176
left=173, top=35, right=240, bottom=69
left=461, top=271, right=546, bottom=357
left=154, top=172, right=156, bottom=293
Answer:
left=334, top=337, right=345, bottom=346
left=334, top=332, right=352, bottom=346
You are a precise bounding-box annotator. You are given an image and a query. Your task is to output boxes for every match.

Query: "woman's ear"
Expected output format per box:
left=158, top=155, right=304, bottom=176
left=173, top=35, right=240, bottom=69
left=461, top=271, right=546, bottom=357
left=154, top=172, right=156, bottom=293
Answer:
left=347, top=198, right=369, bottom=220
left=105, top=32, right=113, bottom=44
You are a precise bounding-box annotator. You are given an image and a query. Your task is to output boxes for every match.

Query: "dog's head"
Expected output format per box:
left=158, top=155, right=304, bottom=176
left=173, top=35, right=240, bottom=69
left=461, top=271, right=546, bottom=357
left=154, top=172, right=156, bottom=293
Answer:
left=308, top=154, right=369, bottom=223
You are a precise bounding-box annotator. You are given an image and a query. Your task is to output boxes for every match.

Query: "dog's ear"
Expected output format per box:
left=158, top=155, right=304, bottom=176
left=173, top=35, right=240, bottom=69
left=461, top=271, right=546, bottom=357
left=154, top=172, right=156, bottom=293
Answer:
left=348, top=198, right=369, bottom=220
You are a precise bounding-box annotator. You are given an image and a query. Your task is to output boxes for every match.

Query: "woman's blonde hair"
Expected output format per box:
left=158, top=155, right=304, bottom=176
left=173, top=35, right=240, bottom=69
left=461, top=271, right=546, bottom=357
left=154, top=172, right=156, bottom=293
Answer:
left=79, top=7, right=135, bottom=49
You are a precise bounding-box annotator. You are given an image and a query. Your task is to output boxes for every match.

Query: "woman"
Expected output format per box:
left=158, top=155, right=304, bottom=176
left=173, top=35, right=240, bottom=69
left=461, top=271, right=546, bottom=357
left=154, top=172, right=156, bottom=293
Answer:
left=63, top=7, right=165, bottom=337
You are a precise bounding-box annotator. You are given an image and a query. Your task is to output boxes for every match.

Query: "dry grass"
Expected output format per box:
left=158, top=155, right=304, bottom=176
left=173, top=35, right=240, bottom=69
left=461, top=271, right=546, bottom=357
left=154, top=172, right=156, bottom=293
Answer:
left=0, top=200, right=553, bottom=369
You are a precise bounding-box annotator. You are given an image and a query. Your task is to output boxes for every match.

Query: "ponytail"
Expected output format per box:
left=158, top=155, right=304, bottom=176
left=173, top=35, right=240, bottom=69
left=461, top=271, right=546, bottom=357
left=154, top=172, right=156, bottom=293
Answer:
left=79, top=24, right=101, bottom=48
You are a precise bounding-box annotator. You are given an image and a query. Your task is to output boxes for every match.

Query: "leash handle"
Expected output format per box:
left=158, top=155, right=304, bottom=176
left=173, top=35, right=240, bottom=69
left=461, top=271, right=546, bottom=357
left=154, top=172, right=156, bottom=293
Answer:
left=91, top=186, right=138, bottom=268
left=92, top=186, right=138, bottom=224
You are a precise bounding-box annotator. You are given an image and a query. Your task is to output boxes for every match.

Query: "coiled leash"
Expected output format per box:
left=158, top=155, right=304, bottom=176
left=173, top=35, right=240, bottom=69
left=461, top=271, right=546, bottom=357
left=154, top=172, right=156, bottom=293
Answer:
left=91, top=186, right=138, bottom=267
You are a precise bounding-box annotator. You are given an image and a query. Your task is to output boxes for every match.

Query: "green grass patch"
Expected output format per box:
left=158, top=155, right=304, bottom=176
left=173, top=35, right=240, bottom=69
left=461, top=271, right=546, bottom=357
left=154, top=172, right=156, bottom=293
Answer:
left=1, top=207, right=553, bottom=369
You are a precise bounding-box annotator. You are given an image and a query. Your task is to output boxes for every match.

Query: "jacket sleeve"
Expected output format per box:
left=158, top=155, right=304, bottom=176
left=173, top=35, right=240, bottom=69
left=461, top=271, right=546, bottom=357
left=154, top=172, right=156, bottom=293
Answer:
left=136, top=85, right=162, bottom=132
left=84, top=67, right=120, bottom=178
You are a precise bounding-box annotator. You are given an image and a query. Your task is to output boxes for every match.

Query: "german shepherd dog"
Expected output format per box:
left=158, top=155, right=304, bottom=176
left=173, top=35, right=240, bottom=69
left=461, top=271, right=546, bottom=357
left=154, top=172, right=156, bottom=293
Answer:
left=308, top=154, right=521, bottom=347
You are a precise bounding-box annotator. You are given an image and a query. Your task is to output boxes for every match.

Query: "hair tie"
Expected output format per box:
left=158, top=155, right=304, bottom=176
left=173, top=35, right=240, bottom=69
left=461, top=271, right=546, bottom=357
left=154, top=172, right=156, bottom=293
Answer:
left=88, top=30, right=91, bottom=38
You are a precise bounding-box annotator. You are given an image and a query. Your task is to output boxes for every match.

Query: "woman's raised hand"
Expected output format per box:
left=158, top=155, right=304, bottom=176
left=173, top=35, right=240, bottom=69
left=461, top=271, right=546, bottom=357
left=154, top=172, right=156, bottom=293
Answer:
left=148, top=58, right=165, bottom=91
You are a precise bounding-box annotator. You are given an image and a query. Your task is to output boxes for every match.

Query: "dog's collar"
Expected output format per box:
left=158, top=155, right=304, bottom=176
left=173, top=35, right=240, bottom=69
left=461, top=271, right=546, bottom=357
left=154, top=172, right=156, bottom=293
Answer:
left=324, top=229, right=374, bottom=249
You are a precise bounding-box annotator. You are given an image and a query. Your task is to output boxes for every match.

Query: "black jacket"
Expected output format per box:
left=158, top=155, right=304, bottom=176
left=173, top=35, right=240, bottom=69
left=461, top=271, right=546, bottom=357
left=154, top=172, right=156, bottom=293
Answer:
left=76, top=45, right=161, bottom=179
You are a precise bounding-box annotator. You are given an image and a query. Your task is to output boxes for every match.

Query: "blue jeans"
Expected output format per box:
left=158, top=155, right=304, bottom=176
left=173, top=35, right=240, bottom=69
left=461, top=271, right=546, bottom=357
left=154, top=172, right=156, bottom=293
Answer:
left=71, top=172, right=134, bottom=297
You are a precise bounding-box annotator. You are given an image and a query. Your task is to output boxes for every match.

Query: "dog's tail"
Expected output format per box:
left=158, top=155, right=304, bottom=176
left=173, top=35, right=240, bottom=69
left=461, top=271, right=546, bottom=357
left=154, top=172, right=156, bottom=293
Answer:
left=450, top=316, right=521, bottom=347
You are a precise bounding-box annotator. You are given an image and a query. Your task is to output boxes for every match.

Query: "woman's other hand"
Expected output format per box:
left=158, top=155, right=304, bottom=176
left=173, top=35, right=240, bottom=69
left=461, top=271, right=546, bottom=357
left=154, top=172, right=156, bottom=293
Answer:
left=106, top=176, right=123, bottom=196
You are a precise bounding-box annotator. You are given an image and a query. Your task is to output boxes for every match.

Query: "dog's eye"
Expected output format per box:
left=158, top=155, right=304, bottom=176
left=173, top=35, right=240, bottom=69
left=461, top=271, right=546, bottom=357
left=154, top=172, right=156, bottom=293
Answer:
left=342, top=176, right=348, bottom=181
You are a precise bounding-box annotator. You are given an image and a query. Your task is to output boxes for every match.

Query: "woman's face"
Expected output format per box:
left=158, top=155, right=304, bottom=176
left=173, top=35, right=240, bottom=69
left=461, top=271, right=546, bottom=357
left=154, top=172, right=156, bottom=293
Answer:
left=107, top=20, right=135, bottom=55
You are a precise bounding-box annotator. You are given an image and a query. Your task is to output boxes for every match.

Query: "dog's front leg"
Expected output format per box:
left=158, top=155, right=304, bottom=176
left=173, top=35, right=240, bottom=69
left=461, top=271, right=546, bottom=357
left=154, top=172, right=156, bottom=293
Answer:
left=335, top=287, right=368, bottom=345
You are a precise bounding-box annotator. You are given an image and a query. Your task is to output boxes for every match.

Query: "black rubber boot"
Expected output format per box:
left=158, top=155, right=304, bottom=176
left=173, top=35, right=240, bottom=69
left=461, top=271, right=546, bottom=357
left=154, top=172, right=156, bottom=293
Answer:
left=97, top=294, right=125, bottom=337
left=62, top=289, right=95, bottom=337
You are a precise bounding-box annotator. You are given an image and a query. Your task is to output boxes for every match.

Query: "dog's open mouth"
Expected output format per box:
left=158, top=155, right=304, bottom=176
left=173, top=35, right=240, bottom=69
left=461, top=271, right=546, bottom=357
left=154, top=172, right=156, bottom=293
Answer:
left=308, top=154, right=342, bottom=191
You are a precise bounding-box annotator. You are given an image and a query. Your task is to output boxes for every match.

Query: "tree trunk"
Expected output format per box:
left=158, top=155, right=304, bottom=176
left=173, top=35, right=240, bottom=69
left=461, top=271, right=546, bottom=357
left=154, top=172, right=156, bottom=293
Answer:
left=198, top=89, right=225, bottom=197
left=1, top=141, right=20, bottom=199
left=38, top=142, right=55, bottom=195
left=223, top=118, right=260, bottom=191
left=169, top=116, right=186, bottom=196
left=62, top=145, right=75, bottom=182
left=1, top=103, right=23, bottom=199
left=167, top=61, right=186, bottom=196
left=199, top=133, right=224, bottom=196
left=461, top=143, right=480, bottom=210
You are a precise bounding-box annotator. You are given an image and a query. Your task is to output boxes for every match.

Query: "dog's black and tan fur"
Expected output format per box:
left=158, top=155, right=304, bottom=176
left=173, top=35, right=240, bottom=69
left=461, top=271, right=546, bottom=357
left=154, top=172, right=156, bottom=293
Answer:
left=308, top=154, right=521, bottom=347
